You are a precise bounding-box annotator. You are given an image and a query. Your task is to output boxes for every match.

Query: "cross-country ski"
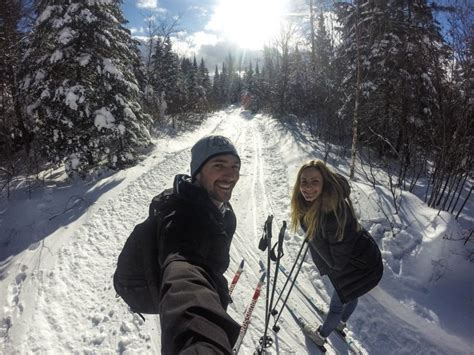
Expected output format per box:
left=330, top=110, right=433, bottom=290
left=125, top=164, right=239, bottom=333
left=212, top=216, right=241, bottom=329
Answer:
left=233, top=271, right=266, bottom=354
left=229, top=259, right=245, bottom=297
left=284, top=304, right=327, bottom=353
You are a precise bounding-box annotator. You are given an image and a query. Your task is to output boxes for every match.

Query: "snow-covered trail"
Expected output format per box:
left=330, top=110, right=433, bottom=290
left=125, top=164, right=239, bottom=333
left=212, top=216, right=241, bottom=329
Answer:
left=0, top=110, right=244, bottom=354
left=1, top=108, right=471, bottom=354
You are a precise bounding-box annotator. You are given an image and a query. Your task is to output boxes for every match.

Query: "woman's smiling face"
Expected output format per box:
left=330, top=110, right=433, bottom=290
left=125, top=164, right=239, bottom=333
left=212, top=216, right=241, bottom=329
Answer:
left=299, top=167, right=323, bottom=203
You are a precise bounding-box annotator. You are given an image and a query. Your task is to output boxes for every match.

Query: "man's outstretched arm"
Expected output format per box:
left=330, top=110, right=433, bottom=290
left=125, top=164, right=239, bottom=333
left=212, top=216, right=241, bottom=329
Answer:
left=159, top=258, right=240, bottom=354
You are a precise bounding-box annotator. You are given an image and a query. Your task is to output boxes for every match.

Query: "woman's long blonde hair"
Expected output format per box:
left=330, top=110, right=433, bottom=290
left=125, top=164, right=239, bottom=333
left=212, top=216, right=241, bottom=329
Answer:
left=290, top=160, right=356, bottom=241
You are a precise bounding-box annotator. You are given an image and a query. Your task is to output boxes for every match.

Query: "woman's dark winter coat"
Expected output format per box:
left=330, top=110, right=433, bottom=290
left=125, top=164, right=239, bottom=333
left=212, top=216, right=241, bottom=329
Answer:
left=306, top=203, right=383, bottom=304
left=157, top=174, right=240, bottom=354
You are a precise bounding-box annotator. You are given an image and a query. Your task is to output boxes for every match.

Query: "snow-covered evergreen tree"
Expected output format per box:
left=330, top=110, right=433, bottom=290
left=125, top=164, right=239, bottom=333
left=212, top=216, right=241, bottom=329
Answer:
left=1, top=0, right=33, bottom=157
left=188, top=55, right=207, bottom=112
left=147, top=36, right=180, bottom=121
left=334, top=0, right=449, bottom=157
left=198, top=58, right=211, bottom=97
left=21, top=0, right=152, bottom=175
left=312, top=11, right=339, bottom=138
left=217, top=62, right=228, bottom=105
left=210, top=65, right=221, bottom=108
left=287, top=47, right=312, bottom=116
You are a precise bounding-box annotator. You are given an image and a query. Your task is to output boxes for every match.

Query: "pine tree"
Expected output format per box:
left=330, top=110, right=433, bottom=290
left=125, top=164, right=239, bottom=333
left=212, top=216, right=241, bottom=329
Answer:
left=198, top=58, right=211, bottom=96
left=260, top=46, right=280, bottom=113
left=159, top=36, right=180, bottom=115
left=189, top=55, right=207, bottom=112
left=147, top=36, right=181, bottom=121
left=0, top=0, right=33, bottom=156
left=334, top=0, right=449, bottom=157
left=287, top=46, right=311, bottom=116
left=218, top=62, right=228, bottom=105
left=210, top=65, right=220, bottom=108
left=225, top=54, right=239, bottom=103
left=241, top=61, right=255, bottom=110
left=144, top=36, right=164, bottom=122
left=251, top=62, right=263, bottom=112
left=314, top=12, right=332, bottom=75
left=313, top=11, right=338, bottom=138
left=21, top=0, right=152, bottom=175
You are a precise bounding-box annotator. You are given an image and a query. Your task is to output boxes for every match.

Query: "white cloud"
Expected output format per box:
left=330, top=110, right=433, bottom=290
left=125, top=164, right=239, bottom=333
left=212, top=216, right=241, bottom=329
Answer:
left=168, top=31, right=223, bottom=57
left=131, top=29, right=262, bottom=72
left=188, top=5, right=208, bottom=17
left=191, top=31, right=220, bottom=47
left=137, top=0, right=158, bottom=10
left=129, top=27, right=145, bottom=35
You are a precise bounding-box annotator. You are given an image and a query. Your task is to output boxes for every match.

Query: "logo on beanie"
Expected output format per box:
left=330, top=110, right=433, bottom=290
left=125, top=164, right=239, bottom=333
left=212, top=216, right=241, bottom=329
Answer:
left=211, top=136, right=232, bottom=148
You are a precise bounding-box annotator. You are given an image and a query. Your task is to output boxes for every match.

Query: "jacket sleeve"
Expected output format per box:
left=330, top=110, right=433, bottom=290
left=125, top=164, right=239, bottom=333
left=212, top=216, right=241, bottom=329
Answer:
left=310, top=211, right=357, bottom=271
left=159, top=259, right=240, bottom=354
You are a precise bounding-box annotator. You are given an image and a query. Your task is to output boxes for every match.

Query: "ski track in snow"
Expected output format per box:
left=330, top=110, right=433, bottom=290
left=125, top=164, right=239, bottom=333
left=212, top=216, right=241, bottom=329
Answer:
left=0, top=108, right=471, bottom=355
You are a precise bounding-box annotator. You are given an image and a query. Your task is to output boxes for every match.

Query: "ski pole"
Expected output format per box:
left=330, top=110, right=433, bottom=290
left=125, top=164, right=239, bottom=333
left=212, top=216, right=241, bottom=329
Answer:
left=258, top=221, right=286, bottom=353
left=272, top=242, right=309, bottom=331
left=271, top=237, right=308, bottom=313
left=256, top=216, right=273, bottom=352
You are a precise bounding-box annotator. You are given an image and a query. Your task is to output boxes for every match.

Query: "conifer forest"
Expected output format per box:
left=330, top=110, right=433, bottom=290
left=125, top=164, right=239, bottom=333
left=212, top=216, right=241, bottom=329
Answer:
left=1, top=0, right=472, bottom=218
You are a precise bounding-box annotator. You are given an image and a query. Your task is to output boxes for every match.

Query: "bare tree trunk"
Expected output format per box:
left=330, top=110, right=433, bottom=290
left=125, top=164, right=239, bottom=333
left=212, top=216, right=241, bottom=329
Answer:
left=309, top=0, right=316, bottom=69
left=436, top=171, right=452, bottom=207
left=349, top=1, right=361, bottom=179
left=441, top=170, right=460, bottom=210
left=408, top=158, right=426, bottom=192
left=450, top=172, right=469, bottom=214
left=455, top=186, right=472, bottom=220
left=447, top=171, right=465, bottom=212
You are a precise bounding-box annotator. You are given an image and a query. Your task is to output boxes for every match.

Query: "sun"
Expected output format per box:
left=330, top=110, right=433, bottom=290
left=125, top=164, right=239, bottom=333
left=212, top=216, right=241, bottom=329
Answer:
left=207, top=0, right=288, bottom=50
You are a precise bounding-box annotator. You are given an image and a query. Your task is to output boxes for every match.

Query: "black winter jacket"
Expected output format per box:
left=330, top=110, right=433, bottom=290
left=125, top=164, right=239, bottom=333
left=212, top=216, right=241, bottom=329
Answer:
left=157, top=174, right=240, bottom=354
left=307, top=203, right=383, bottom=304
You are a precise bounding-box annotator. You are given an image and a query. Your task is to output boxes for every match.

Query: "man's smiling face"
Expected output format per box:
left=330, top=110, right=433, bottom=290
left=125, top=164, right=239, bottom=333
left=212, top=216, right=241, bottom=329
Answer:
left=195, top=154, right=241, bottom=206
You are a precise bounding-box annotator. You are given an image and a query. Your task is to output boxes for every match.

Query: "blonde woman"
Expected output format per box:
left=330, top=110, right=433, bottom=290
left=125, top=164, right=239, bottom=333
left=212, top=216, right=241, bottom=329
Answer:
left=290, top=160, right=383, bottom=346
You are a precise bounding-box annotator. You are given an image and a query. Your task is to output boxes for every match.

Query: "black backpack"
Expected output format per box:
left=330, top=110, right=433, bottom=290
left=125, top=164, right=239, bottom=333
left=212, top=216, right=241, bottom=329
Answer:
left=113, top=189, right=173, bottom=316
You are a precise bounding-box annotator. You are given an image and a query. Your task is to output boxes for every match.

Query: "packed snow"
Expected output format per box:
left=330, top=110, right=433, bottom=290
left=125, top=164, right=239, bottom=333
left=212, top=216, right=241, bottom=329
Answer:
left=0, top=108, right=472, bottom=354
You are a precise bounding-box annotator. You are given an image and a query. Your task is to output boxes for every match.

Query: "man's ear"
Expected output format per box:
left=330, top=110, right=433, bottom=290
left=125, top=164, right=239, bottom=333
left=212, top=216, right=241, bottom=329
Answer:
left=193, top=172, right=201, bottom=185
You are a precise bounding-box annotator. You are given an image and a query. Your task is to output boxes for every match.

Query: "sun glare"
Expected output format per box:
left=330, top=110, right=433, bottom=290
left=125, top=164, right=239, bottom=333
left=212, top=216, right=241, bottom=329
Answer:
left=207, top=0, right=288, bottom=50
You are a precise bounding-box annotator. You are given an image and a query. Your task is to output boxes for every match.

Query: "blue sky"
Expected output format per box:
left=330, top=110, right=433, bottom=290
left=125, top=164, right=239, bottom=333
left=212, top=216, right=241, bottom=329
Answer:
left=123, top=0, right=215, bottom=35
left=121, top=0, right=305, bottom=69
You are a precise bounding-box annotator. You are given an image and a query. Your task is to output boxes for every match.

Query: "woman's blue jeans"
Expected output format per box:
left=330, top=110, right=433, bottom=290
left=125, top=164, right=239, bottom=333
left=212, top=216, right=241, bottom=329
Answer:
left=319, top=290, right=358, bottom=337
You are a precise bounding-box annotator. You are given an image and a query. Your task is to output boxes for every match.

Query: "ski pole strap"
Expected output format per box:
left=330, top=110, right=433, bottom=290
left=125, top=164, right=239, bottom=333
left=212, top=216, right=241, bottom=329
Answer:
left=270, top=221, right=286, bottom=261
left=258, top=215, right=273, bottom=251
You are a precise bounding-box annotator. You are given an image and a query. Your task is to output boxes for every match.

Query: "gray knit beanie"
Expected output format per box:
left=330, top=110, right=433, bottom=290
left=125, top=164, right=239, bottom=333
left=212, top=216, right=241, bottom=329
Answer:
left=190, top=135, right=240, bottom=179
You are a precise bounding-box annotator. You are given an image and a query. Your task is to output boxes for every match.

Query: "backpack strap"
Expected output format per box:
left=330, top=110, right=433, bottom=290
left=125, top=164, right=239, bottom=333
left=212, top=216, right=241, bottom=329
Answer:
left=141, top=232, right=161, bottom=316
left=143, top=189, right=174, bottom=316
